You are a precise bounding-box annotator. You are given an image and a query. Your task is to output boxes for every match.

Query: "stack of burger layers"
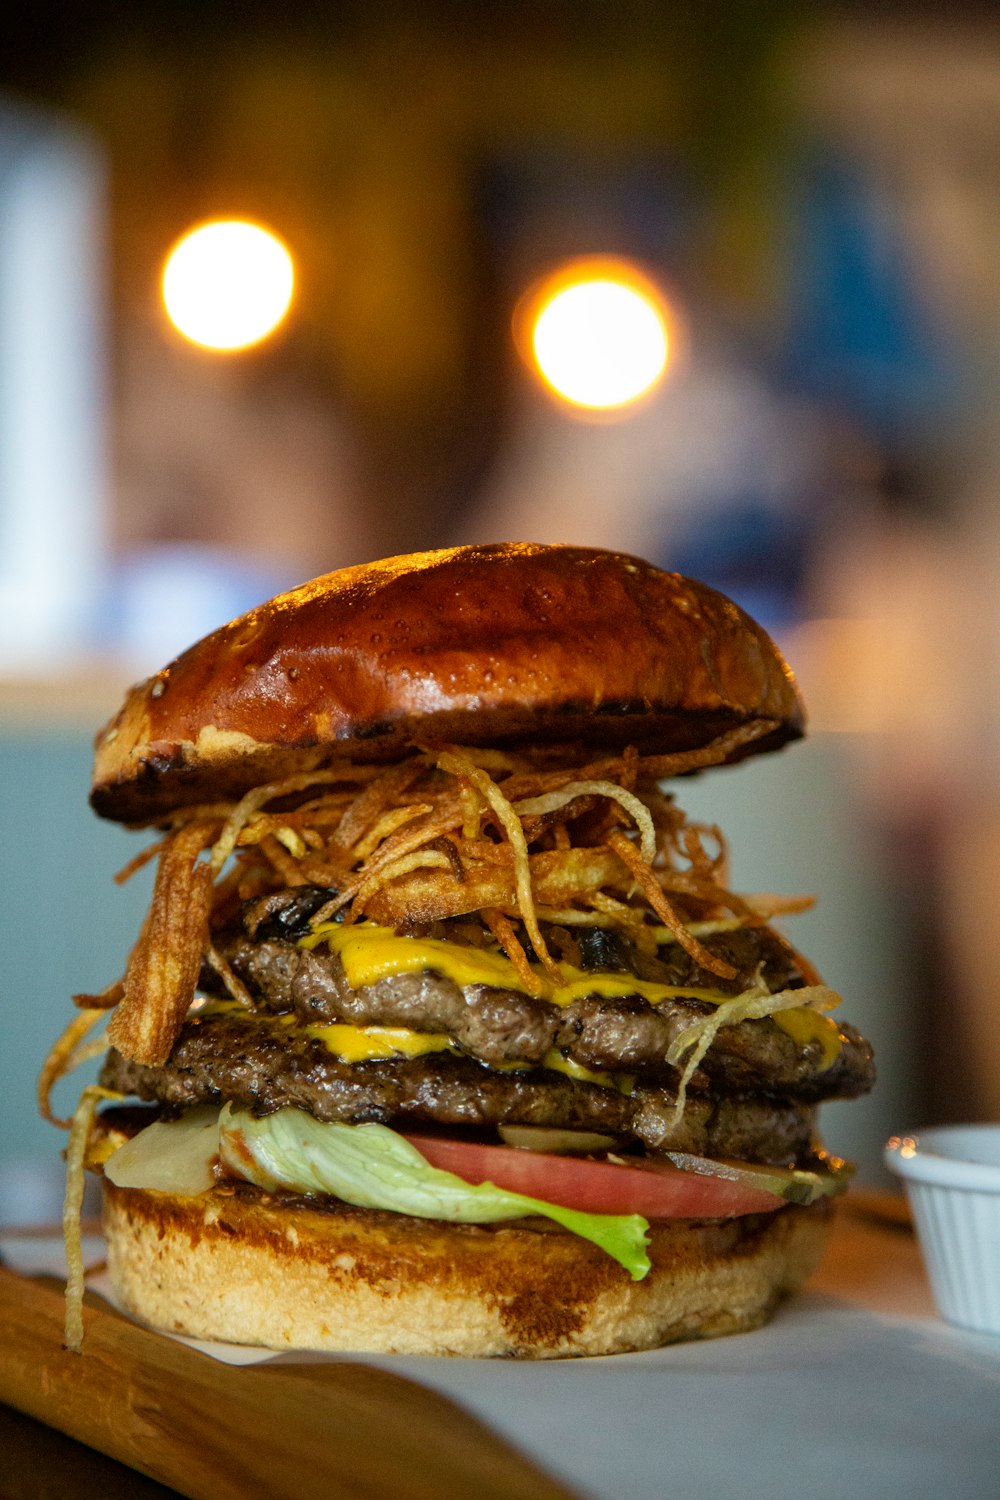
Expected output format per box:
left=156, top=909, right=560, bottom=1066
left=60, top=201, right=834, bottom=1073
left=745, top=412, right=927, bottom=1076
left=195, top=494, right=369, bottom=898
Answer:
left=45, top=544, right=874, bottom=1358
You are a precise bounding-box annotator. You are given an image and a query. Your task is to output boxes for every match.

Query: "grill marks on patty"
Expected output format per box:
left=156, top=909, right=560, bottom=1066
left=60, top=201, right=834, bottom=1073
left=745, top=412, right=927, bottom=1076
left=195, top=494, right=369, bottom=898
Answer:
left=213, top=928, right=874, bottom=1101
left=99, top=1013, right=820, bottom=1164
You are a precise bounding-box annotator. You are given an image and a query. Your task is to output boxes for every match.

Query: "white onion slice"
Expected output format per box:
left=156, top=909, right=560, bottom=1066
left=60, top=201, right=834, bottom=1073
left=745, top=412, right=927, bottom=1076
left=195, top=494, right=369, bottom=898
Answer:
left=104, top=1107, right=220, bottom=1196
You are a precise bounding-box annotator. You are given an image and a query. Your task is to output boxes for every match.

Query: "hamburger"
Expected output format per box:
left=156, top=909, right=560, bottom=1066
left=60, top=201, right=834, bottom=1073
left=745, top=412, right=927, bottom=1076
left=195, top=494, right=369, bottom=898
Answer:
left=45, top=543, right=874, bottom=1357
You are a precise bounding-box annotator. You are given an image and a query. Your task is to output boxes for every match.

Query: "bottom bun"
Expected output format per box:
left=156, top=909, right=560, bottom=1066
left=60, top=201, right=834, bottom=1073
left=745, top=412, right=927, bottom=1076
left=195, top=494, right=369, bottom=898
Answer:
left=103, top=1181, right=829, bottom=1359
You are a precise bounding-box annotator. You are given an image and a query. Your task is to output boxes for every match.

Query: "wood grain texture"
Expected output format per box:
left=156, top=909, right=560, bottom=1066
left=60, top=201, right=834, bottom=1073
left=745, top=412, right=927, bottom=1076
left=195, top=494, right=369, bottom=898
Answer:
left=811, top=1192, right=934, bottom=1320
left=0, top=1267, right=578, bottom=1500
left=0, top=1402, right=181, bottom=1500
left=0, top=1200, right=932, bottom=1499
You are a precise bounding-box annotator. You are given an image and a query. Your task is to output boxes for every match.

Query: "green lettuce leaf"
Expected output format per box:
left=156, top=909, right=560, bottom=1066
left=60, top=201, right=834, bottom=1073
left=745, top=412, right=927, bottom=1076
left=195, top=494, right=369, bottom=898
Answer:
left=219, top=1105, right=651, bottom=1280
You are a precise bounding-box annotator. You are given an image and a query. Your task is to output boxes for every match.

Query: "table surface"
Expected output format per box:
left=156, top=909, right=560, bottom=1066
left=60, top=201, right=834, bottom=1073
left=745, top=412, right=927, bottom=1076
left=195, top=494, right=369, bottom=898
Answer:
left=1, top=1194, right=993, bottom=1500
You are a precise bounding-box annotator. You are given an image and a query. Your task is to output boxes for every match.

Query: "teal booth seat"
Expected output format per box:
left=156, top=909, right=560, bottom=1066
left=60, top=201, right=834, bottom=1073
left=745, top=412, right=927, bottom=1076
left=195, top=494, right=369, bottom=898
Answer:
left=1, top=732, right=153, bottom=1222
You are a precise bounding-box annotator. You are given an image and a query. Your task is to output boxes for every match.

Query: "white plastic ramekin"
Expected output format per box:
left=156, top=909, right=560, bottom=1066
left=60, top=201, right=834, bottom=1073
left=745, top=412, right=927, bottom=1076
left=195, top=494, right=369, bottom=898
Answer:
left=885, top=1125, right=1000, bottom=1336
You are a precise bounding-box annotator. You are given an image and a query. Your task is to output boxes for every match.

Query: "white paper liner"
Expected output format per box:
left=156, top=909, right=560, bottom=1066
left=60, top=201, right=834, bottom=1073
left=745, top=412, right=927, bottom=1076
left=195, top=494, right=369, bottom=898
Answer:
left=6, top=1234, right=1000, bottom=1500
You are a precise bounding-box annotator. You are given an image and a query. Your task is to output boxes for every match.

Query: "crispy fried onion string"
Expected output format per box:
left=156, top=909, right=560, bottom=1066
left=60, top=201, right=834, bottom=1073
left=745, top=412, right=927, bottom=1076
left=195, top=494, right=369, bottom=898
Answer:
left=606, top=829, right=737, bottom=980
left=113, top=836, right=168, bottom=885
left=210, top=770, right=374, bottom=874
left=625, top=719, right=778, bottom=780
left=741, top=893, right=816, bottom=919
left=258, top=832, right=311, bottom=885
left=80, top=723, right=818, bottom=1075
left=513, top=780, right=656, bottom=865
left=331, top=761, right=428, bottom=851
left=434, top=746, right=560, bottom=980
left=481, top=907, right=543, bottom=997
left=353, top=803, right=435, bottom=861
left=72, top=978, right=124, bottom=1011
left=351, top=849, right=453, bottom=914
left=38, top=1008, right=109, bottom=1127
left=532, top=905, right=619, bottom=928
left=360, top=845, right=620, bottom=926
left=665, top=983, right=841, bottom=1131
left=203, top=941, right=255, bottom=1009
left=107, top=820, right=218, bottom=1066
left=63, top=1084, right=123, bottom=1353
left=312, top=795, right=468, bottom=924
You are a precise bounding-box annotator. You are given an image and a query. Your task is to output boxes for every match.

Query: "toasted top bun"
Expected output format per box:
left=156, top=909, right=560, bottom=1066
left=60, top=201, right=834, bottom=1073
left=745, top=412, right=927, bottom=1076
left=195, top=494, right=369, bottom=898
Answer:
left=91, top=543, right=804, bottom=822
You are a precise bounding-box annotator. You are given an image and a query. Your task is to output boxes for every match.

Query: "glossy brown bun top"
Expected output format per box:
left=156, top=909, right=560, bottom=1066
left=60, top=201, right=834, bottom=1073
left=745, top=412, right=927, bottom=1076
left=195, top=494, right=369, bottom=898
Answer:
left=91, top=543, right=804, bottom=822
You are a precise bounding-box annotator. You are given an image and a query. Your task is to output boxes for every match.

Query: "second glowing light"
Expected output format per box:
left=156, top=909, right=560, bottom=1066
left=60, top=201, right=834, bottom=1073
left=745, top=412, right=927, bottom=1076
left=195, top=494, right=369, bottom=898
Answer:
left=522, top=258, right=673, bottom=413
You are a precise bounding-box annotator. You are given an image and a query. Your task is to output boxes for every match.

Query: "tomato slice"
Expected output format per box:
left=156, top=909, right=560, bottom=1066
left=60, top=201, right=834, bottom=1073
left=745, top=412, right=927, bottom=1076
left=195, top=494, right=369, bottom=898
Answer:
left=402, top=1134, right=784, bottom=1219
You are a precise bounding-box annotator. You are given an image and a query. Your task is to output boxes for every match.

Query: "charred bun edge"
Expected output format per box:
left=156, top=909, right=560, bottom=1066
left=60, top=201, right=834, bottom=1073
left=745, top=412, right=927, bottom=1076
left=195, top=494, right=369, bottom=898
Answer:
left=91, top=545, right=805, bottom=824
left=103, top=1182, right=829, bottom=1358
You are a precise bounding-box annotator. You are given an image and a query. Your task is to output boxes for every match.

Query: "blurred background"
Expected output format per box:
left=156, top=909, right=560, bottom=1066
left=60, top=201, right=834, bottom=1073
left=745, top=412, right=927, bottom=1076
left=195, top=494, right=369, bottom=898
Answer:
left=2, top=1, right=998, bottom=1220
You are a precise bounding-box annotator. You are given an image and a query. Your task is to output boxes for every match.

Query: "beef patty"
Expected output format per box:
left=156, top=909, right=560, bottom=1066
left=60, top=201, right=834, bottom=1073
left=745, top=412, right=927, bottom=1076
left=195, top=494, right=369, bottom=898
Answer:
left=99, top=1012, right=820, bottom=1164
left=101, top=891, right=871, bottom=1167
left=212, top=927, right=874, bottom=1101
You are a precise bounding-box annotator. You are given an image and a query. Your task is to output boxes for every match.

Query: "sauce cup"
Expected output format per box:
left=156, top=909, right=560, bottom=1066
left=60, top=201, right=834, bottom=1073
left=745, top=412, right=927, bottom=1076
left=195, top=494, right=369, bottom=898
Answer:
left=885, top=1124, right=1000, bottom=1336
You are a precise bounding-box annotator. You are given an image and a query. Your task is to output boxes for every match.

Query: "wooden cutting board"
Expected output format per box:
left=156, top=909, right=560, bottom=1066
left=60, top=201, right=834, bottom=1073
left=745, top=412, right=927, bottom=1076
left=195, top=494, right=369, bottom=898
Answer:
left=0, top=1264, right=580, bottom=1500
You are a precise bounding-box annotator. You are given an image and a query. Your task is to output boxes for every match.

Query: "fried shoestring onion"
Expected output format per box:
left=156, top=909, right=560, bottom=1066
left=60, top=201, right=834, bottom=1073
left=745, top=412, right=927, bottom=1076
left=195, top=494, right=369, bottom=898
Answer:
left=258, top=832, right=311, bottom=885
left=331, top=761, right=428, bottom=851
left=513, top=780, right=656, bottom=865
left=204, top=941, right=255, bottom=1009
left=210, top=769, right=370, bottom=875
left=38, top=1008, right=108, bottom=1127
left=741, top=893, right=816, bottom=919
left=107, top=819, right=217, bottom=1066
left=606, top=829, right=737, bottom=980
left=72, top=978, right=124, bottom=1011
left=434, top=747, right=559, bottom=979
left=352, top=803, right=435, bottom=862
left=63, top=1084, right=123, bottom=1353
left=317, top=794, right=468, bottom=922
left=629, top=720, right=780, bottom=781
left=113, top=837, right=168, bottom=885
left=352, top=849, right=453, bottom=915
left=481, top=907, right=543, bottom=996
left=665, top=982, right=841, bottom=1130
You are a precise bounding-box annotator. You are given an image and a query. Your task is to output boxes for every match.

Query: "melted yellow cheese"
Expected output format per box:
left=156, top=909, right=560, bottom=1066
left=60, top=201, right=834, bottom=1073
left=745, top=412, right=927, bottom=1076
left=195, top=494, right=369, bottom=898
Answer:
left=771, top=1007, right=841, bottom=1069
left=196, top=1003, right=633, bottom=1088
left=304, top=1023, right=455, bottom=1063
left=303, top=923, right=728, bottom=1008
left=302, top=921, right=841, bottom=1064
left=306, top=1022, right=637, bottom=1091
left=540, top=1049, right=635, bottom=1095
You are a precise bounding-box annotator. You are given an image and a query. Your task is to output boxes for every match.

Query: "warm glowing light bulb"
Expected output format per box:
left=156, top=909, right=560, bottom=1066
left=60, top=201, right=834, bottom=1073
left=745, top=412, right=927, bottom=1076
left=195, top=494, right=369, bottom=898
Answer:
left=524, top=260, right=672, bottom=412
left=162, top=220, right=294, bottom=351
